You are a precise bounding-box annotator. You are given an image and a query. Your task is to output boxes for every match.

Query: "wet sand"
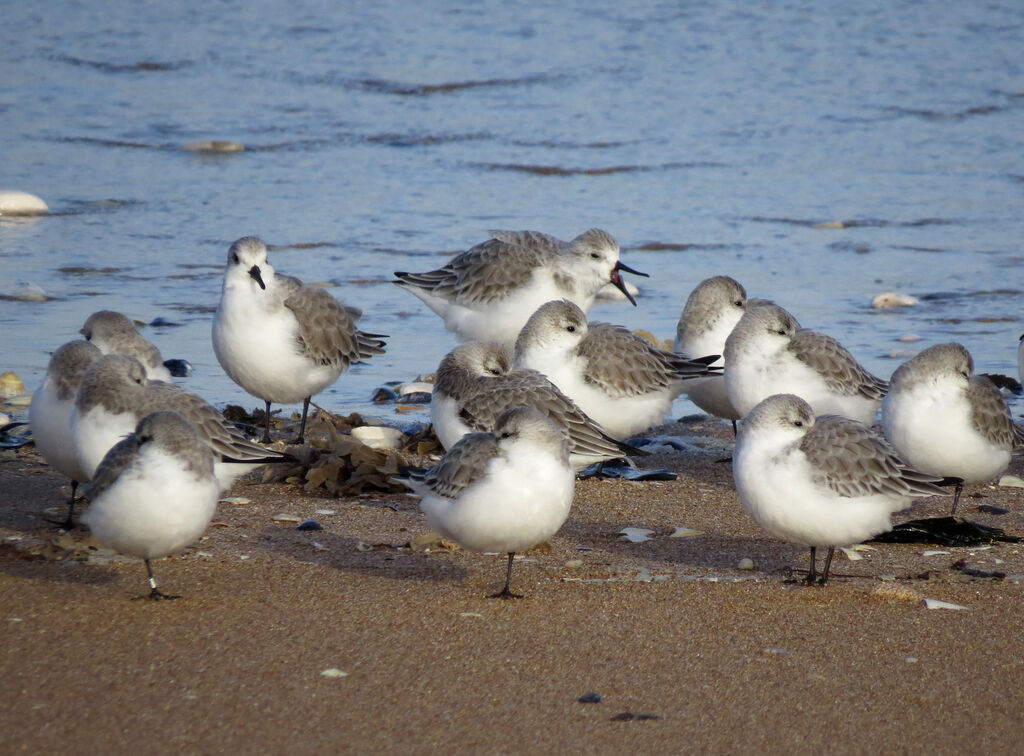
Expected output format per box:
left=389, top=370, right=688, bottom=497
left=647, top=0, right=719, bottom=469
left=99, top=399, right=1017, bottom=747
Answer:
left=3, top=417, right=1024, bottom=754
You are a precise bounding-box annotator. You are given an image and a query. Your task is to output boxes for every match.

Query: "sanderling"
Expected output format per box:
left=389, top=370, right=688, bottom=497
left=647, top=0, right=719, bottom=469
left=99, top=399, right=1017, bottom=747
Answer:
left=430, top=342, right=641, bottom=470
left=882, top=342, right=1024, bottom=513
left=72, top=354, right=288, bottom=490
left=82, top=411, right=220, bottom=599
left=213, top=236, right=387, bottom=444
left=29, top=340, right=102, bottom=527
left=673, top=276, right=750, bottom=424
left=401, top=405, right=574, bottom=598
left=394, top=229, right=647, bottom=345
left=513, top=299, right=718, bottom=439
left=80, top=310, right=173, bottom=382
left=724, top=303, right=887, bottom=426
left=734, top=394, right=957, bottom=584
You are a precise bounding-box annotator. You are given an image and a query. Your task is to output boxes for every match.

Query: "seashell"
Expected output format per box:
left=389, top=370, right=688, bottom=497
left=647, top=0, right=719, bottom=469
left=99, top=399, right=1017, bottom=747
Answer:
left=0, top=190, right=49, bottom=216
left=619, top=527, right=654, bottom=543
left=319, top=668, right=347, bottom=678
left=7, top=283, right=50, bottom=301
left=997, top=475, right=1024, bottom=488
left=0, top=372, right=26, bottom=398
left=350, top=425, right=405, bottom=450
left=398, top=381, right=433, bottom=396
left=736, top=557, right=754, bottom=570
left=271, top=513, right=302, bottom=523
left=872, top=292, right=919, bottom=309
left=923, top=598, right=968, bottom=611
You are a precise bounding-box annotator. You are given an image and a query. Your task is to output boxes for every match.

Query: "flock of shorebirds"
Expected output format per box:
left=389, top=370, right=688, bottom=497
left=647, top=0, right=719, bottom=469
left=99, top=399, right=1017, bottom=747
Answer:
left=25, top=229, right=1023, bottom=598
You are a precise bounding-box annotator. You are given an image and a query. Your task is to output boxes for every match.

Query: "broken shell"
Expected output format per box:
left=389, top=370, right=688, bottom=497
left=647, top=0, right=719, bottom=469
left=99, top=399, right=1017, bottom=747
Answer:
left=669, top=527, right=703, bottom=538
left=923, top=598, right=968, bottom=611
left=271, top=513, right=302, bottom=523
left=319, top=668, right=348, bottom=678
left=997, top=475, right=1024, bottom=488
left=619, top=527, right=655, bottom=543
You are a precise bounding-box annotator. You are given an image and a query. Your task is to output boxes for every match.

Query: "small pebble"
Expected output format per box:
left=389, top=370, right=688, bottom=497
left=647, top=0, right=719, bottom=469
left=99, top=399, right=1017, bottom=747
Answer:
left=315, top=509, right=336, bottom=516
left=578, top=692, right=603, bottom=704
left=736, top=558, right=754, bottom=570
left=609, top=711, right=661, bottom=722
left=319, top=668, right=348, bottom=678
left=977, top=504, right=1010, bottom=515
left=897, top=334, right=922, bottom=343
left=296, top=520, right=323, bottom=531
left=564, top=559, right=583, bottom=569
left=184, top=140, right=245, bottom=152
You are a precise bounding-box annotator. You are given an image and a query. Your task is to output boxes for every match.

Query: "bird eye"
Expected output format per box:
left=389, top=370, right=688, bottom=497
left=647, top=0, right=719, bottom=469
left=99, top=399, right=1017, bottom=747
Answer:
left=230, top=253, right=239, bottom=264
left=567, top=325, right=576, bottom=333
left=794, top=421, right=803, bottom=427
left=735, top=300, right=744, bottom=307
left=590, top=252, right=601, bottom=260
left=777, top=329, right=787, bottom=336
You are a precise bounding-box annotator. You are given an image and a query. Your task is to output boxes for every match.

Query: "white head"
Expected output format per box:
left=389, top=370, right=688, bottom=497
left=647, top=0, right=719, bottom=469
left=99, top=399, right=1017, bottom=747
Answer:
left=514, top=299, right=588, bottom=361
left=224, top=236, right=275, bottom=291
left=563, top=229, right=646, bottom=305
left=493, top=405, right=569, bottom=462
left=676, top=276, right=747, bottom=348
left=739, top=393, right=815, bottom=443
left=890, top=342, right=973, bottom=391
left=724, top=302, right=800, bottom=360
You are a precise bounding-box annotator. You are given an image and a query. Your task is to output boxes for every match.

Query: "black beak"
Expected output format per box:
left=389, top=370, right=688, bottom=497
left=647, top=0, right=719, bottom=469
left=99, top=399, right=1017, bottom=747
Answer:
left=610, top=261, right=648, bottom=306
left=248, top=265, right=266, bottom=290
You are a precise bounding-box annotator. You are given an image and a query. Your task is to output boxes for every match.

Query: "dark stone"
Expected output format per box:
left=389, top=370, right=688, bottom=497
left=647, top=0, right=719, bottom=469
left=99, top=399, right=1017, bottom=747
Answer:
left=296, top=520, right=323, bottom=531
left=577, top=692, right=603, bottom=704
left=163, top=358, right=193, bottom=377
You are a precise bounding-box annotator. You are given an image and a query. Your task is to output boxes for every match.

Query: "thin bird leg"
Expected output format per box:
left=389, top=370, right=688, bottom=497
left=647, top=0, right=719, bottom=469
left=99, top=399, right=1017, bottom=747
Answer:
left=132, top=559, right=180, bottom=601
left=818, top=546, right=836, bottom=586
left=950, top=481, right=964, bottom=516
left=296, top=396, right=311, bottom=445
left=804, top=546, right=818, bottom=584
left=488, top=552, right=524, bottom=600
left=47, top=480, right=80, bottom=530
left=731, top=419, right=738, bottom=437
left=261, top=399, right=273, bottom=444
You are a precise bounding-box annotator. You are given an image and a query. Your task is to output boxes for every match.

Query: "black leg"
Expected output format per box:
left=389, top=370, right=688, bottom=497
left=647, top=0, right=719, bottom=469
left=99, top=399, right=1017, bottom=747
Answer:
left=731, top=419, right=738, bottom=436
left=488, top=552, right=524, bottom=599
left=47, top=480, right=80, bottom=529
left=296, top=396, right=311, bottom=445
left=818, top=546, right=836, bottom=586
left=132, top=559, right=180, bottom=601
left=804, top=546, right=818, bottom=584
left=950, top=481, right=964, bottom=516
left=261, top=400, right=273, bottom=444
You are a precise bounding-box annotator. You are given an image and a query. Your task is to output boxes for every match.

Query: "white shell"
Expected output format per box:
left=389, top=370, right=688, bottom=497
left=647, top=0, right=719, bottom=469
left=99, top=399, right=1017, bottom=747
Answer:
left=0, top=190, right=48, bottom=216
left=872, top=292, right=919, bottom=309
left=351, top=425, right=405, bottom=450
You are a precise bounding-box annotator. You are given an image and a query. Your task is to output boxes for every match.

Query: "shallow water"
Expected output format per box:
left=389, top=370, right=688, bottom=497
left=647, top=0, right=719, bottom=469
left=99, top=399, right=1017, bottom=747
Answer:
left=3, top=1, right=1023, bottom=425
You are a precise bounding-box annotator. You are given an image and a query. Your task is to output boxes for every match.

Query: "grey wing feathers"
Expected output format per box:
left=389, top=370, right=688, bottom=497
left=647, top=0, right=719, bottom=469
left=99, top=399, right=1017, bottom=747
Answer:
left=142, top=383, right=285, bottom=461
left=83, top=435, right=141, bottom=500
left=414, top=432, right=502, bottom=499
left=967, top=375, right=1020, bottom=449
left=284, top=286, right=386, bottom=367
left=790, top=330, right=888, bottom=399
left=801, top=415, right=951, bottom=498
left=580, top=324, right=716, bottom=397
left=458, top=370, right=640, bottom=459
left=394, top=232, right=552, bottom=305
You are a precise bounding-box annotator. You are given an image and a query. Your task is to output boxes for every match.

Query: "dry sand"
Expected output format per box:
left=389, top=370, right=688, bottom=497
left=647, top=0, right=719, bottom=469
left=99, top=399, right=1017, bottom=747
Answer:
left=3, top=416, right=1024, bottom=754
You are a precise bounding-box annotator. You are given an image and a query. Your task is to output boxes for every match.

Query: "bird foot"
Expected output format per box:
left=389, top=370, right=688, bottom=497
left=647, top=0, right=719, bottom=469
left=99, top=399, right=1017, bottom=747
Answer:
left=487, top=588, right=525, bottom=600
left=133, top=588, right=180, bottom=601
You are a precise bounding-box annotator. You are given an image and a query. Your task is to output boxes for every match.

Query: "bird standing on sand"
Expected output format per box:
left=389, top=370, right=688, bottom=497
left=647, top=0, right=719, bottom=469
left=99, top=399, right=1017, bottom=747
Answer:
left=400, top=406, right=575, bottom=599
left=734, top=394, right=958, bottom=584
left=430, top=342, right=642, bottom=470
left=213, top=236, right=386, bottom=444
left=724, top=303, right=887, bottom=426
left=82, top=411, right=220, bottom=600
left=29, top=340, right=102, bottom=527
left=882, top=342, right=1024, bottom=514
left=513, top=299, right=718, bottom=439
left=394, top=229, right=647, bottom=346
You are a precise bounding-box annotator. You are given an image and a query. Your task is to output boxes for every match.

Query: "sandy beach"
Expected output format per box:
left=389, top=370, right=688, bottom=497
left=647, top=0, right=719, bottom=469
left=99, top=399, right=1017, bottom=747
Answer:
left=3, top=416, right=1024, bottom=754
